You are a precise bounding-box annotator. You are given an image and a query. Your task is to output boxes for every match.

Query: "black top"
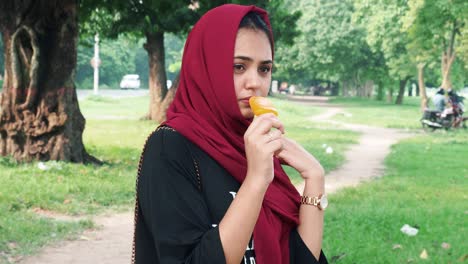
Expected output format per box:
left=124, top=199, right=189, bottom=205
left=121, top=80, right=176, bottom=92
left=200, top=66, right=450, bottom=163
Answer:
left=134, top=126, right=328, bottom=264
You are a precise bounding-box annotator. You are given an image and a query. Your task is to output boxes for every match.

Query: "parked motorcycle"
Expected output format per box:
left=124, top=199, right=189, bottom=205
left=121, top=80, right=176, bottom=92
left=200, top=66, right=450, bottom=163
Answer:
left=421, top=94, right=467, bottom=131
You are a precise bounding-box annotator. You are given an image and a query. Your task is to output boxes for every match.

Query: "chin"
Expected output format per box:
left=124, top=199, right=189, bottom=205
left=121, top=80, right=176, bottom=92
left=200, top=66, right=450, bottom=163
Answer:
left=241, top=110, right=254, bottom=119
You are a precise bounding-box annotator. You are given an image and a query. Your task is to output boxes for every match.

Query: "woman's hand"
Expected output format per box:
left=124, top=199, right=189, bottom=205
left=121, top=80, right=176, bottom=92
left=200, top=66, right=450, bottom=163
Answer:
left=276, top=137, right=324, bottom=180
left=244, top=113, right=284, bottom=187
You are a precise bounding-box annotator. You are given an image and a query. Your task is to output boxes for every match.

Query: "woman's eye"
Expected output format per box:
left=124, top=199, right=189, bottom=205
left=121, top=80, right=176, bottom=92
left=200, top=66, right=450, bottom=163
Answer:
left=234, top=64, right=245, bottom=72
left=259, top=66, right=271, bottom=73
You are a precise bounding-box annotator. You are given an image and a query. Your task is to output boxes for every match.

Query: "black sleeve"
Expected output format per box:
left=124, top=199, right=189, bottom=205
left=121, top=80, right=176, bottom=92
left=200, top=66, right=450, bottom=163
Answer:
left=136, top=129, right=225, bottom=264
left=289, top=228, right=328, bottom=264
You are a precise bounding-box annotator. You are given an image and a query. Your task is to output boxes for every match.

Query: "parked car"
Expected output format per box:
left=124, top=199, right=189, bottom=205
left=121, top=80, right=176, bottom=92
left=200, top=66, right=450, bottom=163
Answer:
left=120, top=74, right=140, bottom=89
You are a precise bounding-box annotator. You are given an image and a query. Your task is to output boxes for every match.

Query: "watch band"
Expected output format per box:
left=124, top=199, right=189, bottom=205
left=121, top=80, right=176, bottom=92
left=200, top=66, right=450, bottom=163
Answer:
left=300, top=194, right=328, bottom=210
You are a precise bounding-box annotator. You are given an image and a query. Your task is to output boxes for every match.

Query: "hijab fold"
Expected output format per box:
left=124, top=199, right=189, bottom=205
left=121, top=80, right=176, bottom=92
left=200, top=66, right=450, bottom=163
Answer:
left=165, top=4, right=301, bottom=264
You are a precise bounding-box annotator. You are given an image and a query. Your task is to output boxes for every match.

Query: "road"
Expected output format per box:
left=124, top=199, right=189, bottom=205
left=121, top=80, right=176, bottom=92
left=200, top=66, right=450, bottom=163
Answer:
left=76, top=89, right=149, bottom=100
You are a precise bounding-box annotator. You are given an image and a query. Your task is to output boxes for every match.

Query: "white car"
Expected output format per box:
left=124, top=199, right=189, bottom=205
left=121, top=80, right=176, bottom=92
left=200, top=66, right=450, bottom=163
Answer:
left=120, top=74, right=140, bottom=89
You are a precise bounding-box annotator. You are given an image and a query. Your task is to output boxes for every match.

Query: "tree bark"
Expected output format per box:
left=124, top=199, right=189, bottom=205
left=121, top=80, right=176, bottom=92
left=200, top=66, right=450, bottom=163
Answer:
left=418, top=63, right=428, bottom=111
left=158, top=74, right=179, bottom=122
left=364, top=80, right=373, bottom=98
left=376, top=81, right=384, bottom=101
left=440, top=20, right=458, bottom=89
left=330, top=82, right=339, bottom=96
left=395, top=77, right=409, bottom=105
left=342, top=80, right=348, bottom=97
left=440, top=52, right=456, bottom=89
left=0, top=0, right=98, bottom=163
left=387, top=86, right=393, bottom=103
left=144, top=31, right=168, bottom=124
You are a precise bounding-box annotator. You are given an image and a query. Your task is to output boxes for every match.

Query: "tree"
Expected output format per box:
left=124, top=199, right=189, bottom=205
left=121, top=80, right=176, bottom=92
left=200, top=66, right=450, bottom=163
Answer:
left=0, top=1, right=98, bottom=163
left=275, top=0, right=380, bottom=97
left=82, top=0, right=300, bottom=123
left=80, top=1, right=199, bottom=123
left=354, top=0, right=416, bottom=104
left=403, top=0, right=467, bottom=90
left=76, top=35, right=140, bottom=89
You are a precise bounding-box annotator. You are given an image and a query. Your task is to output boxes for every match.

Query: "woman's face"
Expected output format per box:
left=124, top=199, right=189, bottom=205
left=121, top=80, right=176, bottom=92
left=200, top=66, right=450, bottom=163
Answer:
left=233, top=28, right=273, bottom=119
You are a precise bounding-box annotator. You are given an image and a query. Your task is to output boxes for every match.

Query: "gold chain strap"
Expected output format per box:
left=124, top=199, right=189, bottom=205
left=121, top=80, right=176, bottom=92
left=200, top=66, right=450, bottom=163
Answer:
left=131, top=126, right=176, bottom=264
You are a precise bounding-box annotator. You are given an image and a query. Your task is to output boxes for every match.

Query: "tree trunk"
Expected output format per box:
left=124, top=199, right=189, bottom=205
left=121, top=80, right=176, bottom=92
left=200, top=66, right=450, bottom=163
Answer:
left=158, top=74, right=180, bottom=123
left=387, top=86, right=393, bottom=103
left=440, top=20, right=458, bottom=89
left=418, top=63, right=428, bottom=111
left=144, top=31, right=168, bottom=123
left=395, top=77, right=409, bottom=105
left=364, top=80, right=373, bottom=98
left=407, top=83, right=413, bottom=97
left=0, top=1, right=98, bottom=163
left=440, top=51, right=456, bottom=89
left=342, top=80, right=348, bottom=97
left=331, top=82, right=339, bottom=96
left=376, top=81, right=384, bottom=101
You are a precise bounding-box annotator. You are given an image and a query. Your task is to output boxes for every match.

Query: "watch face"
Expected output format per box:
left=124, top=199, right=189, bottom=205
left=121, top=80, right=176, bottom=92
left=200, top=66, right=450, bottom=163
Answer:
left=320, top=195, right=328, bottom=210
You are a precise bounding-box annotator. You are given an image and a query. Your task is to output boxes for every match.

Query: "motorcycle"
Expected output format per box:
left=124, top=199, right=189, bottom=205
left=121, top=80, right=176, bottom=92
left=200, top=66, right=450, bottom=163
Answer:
left=421, top=94, right=467, bottom=131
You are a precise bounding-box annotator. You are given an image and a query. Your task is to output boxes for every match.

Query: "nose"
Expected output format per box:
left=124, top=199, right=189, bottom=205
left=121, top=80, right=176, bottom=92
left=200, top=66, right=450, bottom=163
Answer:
left=245, top=70, right=262, bottom=92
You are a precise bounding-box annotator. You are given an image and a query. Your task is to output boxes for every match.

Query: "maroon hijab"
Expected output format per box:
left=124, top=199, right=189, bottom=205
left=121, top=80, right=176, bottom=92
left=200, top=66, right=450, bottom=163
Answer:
left=164, top=4, right=300, bottom=264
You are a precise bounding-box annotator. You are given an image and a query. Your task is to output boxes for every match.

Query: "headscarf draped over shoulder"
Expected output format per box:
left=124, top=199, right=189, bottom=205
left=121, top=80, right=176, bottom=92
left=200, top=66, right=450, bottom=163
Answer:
left=165, top=4, right=300, bottom=264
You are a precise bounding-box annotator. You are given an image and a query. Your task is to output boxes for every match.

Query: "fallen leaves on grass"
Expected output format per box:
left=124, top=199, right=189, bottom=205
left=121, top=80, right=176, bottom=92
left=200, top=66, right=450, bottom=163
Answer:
left=441, top=242, right=451, bottom=249
left=420, top=249, right=428, bottom=259
left=458, top=254, right=468, bottom=262
left=392, top=244, right=403, bottom=250
left=330, top=253, right=346, bottom=262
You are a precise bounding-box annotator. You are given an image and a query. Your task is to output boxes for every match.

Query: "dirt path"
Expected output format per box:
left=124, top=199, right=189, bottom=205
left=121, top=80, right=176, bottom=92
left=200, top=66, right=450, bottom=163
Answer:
left=295, top=105, right=414, bottom=193
left=17, top=97, right=414, bottom=264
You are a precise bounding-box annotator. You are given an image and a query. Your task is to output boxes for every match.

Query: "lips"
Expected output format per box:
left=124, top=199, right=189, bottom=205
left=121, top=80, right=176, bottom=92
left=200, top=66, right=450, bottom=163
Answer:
left=239, top=97, right=252, bottom=105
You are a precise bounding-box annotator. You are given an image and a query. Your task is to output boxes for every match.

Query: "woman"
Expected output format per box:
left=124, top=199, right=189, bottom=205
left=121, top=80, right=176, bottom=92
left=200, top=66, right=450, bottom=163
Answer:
left=133, top=4, right=328, bottom=264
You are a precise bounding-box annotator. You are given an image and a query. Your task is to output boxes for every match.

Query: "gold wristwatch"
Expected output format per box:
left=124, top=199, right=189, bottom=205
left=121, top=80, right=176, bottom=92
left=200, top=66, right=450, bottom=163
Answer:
left=301, top=194, right=328, bottom=210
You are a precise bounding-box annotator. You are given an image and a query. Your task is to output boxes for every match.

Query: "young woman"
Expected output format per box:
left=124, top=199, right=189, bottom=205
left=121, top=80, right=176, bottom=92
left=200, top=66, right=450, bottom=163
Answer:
left=133, top=4, right=328, bottom=264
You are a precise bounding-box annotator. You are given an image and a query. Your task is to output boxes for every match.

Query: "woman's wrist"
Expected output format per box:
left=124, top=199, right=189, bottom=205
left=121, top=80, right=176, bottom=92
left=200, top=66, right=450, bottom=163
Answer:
left=243, top=172, right=271, bottom=194
left=300, top=168, right=325, bottom=181
left=302, top=177, right=325, bottom=195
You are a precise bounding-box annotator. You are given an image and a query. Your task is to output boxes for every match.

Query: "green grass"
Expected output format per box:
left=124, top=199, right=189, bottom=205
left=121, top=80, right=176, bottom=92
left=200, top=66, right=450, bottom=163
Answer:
left=0, top=95, right=358, bottom=261
left=329, top=96, right=423, bottom=129
left=323, top=131, right=468, bottom=263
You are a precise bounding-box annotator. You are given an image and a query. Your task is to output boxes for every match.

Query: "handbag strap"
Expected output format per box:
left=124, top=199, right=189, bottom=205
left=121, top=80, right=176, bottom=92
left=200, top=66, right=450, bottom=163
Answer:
left=131, top=126, right=202, bottom=263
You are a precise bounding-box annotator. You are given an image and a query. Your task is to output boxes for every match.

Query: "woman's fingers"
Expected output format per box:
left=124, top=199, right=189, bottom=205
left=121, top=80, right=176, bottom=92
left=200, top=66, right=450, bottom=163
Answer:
left=245, top=113, right=284, bottom=137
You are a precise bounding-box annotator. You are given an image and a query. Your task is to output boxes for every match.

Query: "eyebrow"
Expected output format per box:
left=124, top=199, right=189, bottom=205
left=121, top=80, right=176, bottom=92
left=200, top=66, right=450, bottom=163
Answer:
left=234, top=56, right=273, bottom=64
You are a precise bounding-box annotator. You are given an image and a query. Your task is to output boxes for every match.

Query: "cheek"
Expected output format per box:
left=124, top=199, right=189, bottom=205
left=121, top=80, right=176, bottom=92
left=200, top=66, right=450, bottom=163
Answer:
left=261, top=76, right=272, bottom=95
left=233, top=75, right=243, bottom=97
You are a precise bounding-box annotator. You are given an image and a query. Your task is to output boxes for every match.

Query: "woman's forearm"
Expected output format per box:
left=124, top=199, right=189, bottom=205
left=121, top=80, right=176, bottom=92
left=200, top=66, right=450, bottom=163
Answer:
left=297, top=177, right=325, bottom=260
left=218, top=176, right=269, bottom=264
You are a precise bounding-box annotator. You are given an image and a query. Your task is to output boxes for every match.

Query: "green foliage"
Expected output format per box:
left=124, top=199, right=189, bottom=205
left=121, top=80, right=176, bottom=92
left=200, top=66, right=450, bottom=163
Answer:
left=164, top=33, right=184, bottom=81
left=76, top=35, right=143, bottom=89
left=354, top=0, right=414, bottom=81
left=80, top=0, right=199, bottom=38
left=75, top=33, right=184, bottom=89
left=274, top=0, right=380, bottom=90
left=402, top=0, right=468, bottom=87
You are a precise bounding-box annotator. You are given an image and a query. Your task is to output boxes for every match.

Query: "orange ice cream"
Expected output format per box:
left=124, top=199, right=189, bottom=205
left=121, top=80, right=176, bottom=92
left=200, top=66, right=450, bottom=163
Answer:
left=249, top=96, right=278, bottom=116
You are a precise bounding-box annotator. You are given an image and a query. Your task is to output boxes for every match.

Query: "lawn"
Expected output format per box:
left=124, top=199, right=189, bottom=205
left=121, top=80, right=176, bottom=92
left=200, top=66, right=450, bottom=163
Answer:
left=329, top=96, right=423, bottom=129
left=0, top=95, right=358, bottom=262
left=323, top=131, right=467, bottom=263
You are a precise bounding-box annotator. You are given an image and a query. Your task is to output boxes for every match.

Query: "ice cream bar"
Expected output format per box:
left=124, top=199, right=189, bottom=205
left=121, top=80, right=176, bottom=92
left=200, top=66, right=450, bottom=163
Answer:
left=249, top=96, right=278, bottom=116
